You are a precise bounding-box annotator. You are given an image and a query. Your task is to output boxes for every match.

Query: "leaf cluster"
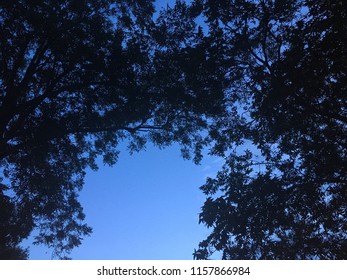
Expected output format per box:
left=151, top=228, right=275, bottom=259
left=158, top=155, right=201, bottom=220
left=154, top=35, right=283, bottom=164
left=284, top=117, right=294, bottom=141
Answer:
left=0, top=0, right=227, bottom=258
left=194, top=0, right=347, bottom=259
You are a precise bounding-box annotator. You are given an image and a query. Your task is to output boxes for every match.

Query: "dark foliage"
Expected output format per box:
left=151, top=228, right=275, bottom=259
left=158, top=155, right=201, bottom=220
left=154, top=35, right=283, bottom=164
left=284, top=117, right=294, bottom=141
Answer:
left=2, top=0, right=346, bottom=260
left=0, top=184, right=29, bottom=259
left=194, top=0, right=347, bottom=259
left=0, top=0, right=226, bottom=259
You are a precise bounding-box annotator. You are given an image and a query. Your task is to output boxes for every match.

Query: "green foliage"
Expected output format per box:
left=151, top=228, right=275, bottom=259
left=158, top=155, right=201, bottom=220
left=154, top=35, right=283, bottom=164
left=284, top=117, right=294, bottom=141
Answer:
left=194, top=0, right=347, bottom=259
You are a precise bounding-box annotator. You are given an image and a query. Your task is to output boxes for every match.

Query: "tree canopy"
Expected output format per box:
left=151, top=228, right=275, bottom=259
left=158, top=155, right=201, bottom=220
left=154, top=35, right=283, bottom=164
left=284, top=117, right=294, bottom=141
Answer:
left=0, top=0, right=226, bottom=259
left=193, top=0, right=347, bottom=259
left=1, top=0, right=346, bottom=260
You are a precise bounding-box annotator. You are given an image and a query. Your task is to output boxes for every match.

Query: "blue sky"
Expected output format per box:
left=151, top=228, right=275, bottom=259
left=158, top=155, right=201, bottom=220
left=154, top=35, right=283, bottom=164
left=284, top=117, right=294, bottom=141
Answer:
left=25, top=142, right=223, bottom=259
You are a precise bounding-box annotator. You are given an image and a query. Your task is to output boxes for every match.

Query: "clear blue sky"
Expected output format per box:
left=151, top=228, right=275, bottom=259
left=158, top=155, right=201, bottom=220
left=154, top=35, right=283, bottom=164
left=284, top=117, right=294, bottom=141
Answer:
left=25, top=142, right=222, bottom=259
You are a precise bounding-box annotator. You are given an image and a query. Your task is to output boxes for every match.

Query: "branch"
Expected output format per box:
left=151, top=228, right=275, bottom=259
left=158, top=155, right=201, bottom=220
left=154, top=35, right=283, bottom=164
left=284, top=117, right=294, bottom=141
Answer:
left=11, top=36, right=32, bottom=82
left=18, top=38, right=48, bottom=92
left=0, top=39, right=49, bottom=135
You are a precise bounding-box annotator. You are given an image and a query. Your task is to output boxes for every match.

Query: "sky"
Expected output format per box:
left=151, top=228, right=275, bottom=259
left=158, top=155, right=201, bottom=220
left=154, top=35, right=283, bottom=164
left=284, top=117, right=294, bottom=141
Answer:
left=25, top=142, right=223, bottom=259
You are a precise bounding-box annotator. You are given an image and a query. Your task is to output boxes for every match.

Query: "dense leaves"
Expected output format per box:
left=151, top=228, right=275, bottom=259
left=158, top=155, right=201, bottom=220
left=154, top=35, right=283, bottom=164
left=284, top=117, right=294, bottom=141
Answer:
left=194, top=0, right=347, bottom=259
left=0, top=184, right=29, bottom=259
left=0, top=0, right=226, bottom=258
left=1, top=0, right=346, bottom=260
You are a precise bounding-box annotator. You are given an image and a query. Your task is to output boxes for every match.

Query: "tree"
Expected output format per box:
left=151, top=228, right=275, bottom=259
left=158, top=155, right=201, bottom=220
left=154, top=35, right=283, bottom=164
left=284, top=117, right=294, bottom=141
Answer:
left=0, top=0, right=226, bottom=259
left=194, top=0, right=347, bottom=259
left=0, top=184, right=29, bottom=259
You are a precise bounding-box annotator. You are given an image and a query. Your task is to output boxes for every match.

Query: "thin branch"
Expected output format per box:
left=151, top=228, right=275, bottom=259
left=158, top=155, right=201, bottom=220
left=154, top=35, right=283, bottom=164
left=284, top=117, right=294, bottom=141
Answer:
left=18, top=38, right=48, bottom=92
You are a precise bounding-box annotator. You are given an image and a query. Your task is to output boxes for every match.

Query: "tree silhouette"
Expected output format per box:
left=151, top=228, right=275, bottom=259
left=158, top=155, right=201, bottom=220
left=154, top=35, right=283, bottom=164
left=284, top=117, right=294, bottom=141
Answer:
left=0, top=0, right=226, bottom=259
left=193, top=0, right=347, bottom=259
left=2, top=0, right=346, bottom=260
